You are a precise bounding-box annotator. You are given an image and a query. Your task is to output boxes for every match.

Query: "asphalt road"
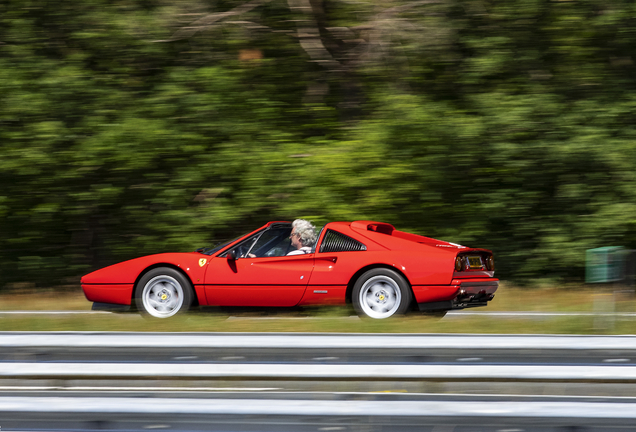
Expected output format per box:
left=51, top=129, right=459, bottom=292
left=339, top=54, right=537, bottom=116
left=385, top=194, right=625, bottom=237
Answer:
left=2, top=332, right=636, bottom=431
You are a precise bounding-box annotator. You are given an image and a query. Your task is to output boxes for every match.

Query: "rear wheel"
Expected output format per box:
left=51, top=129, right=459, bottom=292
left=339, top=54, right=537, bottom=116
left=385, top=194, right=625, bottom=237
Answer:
left=352, top=268, right=412, bottom=319
left=135, top=267, right=193, bottom=318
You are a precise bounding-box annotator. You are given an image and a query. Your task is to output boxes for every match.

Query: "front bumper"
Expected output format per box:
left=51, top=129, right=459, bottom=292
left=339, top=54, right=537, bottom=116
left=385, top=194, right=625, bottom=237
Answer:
left=82, top=283, right=134, bottom=305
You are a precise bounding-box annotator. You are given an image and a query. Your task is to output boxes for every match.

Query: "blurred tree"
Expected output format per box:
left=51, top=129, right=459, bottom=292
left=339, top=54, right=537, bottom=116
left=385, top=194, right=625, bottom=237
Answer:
left=2, top=0, right=636, bottom=289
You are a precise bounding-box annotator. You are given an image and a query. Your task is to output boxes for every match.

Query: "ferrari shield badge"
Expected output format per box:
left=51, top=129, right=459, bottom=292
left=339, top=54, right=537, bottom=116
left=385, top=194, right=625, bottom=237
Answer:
left=199, top=258, right=207, bottom=267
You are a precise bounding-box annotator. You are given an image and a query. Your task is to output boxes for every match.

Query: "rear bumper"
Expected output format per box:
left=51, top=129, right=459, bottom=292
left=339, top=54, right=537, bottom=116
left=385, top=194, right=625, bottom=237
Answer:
left=417, top=279, right=498, bottom=312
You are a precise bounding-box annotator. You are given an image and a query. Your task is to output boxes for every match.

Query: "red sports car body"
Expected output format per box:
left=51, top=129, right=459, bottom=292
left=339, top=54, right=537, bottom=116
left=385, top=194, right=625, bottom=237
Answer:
left=81, top=221, right=498, bottom=319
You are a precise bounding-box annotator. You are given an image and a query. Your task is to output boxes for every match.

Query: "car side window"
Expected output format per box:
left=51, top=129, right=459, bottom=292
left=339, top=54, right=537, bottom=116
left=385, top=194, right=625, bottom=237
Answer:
left=247, top=227, right=292, bottom=258
left=219, top=229, right=265, bottom=258
left=310, top=226, right=325, bottom=253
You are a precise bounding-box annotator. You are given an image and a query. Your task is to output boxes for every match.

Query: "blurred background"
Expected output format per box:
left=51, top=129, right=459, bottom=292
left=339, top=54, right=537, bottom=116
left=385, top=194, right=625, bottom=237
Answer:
left=2, top=0, right=636, bottom=291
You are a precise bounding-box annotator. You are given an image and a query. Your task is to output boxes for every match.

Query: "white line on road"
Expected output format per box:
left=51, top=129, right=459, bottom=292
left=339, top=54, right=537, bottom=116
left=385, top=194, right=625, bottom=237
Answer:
left=447, top=311, right=636, bottom=317
left=3, top=310, right=636, bottom=317
left=0, top=310, right=109, bottom=315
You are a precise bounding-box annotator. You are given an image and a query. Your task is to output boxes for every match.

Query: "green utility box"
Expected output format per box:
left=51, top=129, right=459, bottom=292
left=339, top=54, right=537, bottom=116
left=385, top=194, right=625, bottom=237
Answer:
left=586, top=246, right=625, bottom=283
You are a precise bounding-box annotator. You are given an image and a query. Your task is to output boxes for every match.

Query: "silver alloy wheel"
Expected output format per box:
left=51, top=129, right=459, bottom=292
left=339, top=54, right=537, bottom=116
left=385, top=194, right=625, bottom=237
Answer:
left=358, top=275, right=402, bottom=319
left=141, top=275, right=185, bottom=318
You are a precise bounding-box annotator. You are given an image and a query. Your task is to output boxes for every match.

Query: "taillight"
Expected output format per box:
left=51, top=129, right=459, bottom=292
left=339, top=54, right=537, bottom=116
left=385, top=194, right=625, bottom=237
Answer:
left=455, top=256, right=463, bottom=272
left=486, top=256, right=495, bottom=271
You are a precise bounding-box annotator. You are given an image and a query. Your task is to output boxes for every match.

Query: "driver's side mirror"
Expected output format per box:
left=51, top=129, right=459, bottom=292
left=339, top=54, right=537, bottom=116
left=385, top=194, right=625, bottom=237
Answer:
left=227, top=249, right=237, bottom=261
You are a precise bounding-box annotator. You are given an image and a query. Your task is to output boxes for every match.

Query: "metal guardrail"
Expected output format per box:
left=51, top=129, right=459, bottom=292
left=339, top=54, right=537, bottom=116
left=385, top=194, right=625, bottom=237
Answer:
left=3, top=331, right=636, bottom=350
left=2, top=362, right=636, bottom=381
left=2, top=396, right=636, bottom=419
left=3, top=333, right=636, bottom=430
left=2, top=395, right=636, bottom=432
left=3, top=333, right=636, bottom=383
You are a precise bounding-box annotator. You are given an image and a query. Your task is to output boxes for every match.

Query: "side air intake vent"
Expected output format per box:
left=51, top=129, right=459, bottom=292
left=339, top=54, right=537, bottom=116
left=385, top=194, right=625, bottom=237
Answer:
left=320, top=230, right=367, bottom=253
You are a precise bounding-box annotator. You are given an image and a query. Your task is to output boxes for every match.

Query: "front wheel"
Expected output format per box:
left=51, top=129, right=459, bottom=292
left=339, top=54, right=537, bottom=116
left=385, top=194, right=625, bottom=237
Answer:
left=352, top=268, right=412, bottom=319
left=135, top=267, right=193, bottom=318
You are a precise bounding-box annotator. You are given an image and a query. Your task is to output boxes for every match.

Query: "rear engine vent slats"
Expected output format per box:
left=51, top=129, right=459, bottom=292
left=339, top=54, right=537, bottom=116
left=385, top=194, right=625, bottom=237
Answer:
left=320, top=230, right=367, bottom=253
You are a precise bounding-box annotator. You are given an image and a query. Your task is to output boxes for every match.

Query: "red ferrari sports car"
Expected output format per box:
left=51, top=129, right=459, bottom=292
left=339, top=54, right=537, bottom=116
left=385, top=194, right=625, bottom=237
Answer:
left=81, top=221, right=498, bottom=319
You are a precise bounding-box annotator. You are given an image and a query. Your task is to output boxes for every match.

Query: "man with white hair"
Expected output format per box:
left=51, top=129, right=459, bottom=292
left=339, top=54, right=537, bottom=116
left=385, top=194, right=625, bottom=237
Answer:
left=287, top=219, right=317, bottom=255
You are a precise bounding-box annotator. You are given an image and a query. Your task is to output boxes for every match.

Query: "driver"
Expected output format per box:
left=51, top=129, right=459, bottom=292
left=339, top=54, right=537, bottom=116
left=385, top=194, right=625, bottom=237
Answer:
left=287, top=219, right=317, bottom=255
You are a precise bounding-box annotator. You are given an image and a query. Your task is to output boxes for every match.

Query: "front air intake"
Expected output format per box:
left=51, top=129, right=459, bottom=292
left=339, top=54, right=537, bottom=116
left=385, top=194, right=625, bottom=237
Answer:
left=319, top=230, right=367, bottom=253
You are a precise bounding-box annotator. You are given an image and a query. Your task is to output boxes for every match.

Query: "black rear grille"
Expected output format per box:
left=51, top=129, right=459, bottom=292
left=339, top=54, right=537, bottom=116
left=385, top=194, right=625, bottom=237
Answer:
left=320, top=230, right=367, bottom=253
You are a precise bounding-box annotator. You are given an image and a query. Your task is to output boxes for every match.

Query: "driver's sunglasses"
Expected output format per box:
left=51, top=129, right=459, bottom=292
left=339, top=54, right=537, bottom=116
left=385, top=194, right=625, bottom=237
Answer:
left=290, top=232, right=299, bottom=238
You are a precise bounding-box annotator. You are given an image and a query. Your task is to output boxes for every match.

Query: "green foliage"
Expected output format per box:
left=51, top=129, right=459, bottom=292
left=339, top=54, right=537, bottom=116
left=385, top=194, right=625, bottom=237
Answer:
left=2, top=0, right=636, bottom=288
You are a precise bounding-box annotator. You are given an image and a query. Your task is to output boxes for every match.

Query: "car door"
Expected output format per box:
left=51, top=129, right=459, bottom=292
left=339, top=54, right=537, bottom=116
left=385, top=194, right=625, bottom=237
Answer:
left=204, top=226, right=315, bottom=307
left=304, top=228, right=370, bottom=300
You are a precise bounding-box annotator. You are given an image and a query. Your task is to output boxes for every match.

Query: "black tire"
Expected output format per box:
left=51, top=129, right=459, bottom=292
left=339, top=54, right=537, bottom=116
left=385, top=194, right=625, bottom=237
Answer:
left=352, top=268, right=412, bottom=319
left=134, top=267, right=193, bottom=318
